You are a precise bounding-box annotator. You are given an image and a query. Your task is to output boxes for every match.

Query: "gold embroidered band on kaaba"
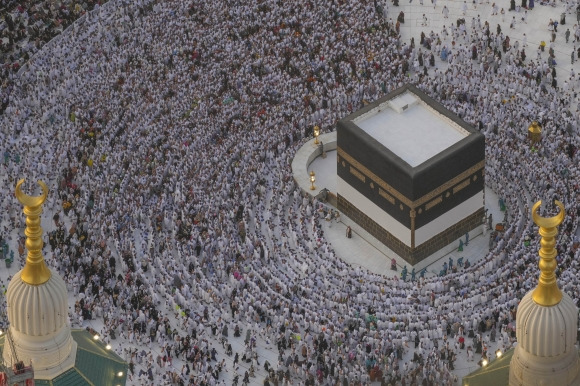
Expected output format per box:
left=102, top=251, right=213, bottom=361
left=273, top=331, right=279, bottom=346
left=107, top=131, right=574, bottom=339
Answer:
left=378, top=188, right=396, bottom=205
left=338, top=147, right=485, bottom=209
left=349, top=166, right=366, bottom=183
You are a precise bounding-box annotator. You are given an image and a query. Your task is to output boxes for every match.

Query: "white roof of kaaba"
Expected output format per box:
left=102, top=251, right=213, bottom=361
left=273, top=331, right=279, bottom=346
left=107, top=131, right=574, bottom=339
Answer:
left=352, top=91, right=469, bottom=167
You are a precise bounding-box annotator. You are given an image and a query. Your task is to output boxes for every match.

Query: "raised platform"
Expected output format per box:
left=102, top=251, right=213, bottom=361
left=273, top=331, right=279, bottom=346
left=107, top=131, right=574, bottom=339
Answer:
left=291, top=131, right=337, bottom=196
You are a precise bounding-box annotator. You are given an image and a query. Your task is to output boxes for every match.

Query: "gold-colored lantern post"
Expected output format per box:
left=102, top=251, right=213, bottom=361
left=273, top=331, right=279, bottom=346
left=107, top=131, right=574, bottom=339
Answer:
left=309, top=171, right=316, bottom=190
left=528, top=121, right=542, bottom=144
left=313, top=125, right=320, bottom=145
left=531, top=200, right=565, bottom=306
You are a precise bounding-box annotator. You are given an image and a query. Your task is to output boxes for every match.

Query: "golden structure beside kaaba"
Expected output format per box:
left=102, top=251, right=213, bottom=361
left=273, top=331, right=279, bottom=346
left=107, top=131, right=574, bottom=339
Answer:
left=528, top=121, right=542, bottom=144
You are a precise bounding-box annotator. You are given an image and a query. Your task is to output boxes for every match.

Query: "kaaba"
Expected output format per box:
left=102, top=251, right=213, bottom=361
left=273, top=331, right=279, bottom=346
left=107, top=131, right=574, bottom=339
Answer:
left=337, top=84, right=485, bottom=265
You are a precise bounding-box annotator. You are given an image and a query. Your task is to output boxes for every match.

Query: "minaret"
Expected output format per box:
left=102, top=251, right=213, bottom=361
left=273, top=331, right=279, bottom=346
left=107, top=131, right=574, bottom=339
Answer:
left=3, top=179, right=76, bottom=379
left=509, top=200, right=580, bottom=385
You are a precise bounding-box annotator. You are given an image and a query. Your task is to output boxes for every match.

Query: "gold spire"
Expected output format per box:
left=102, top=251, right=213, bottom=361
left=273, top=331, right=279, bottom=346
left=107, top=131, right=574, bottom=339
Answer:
left=528, top=121, right=542, bottom=143
left=15, top=179, right=51, bottom=285
left=531, top=200, right=565, bottom=306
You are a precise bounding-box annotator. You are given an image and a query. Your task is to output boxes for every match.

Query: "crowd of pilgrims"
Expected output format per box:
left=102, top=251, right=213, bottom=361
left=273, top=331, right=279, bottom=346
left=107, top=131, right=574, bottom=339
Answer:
left=0, top=0, right=110, bottom=114
left=0, top=0, right=579, bottom=384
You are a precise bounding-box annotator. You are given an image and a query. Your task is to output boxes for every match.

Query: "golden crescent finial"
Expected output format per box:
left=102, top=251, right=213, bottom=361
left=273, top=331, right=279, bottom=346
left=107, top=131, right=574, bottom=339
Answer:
left=15, top=179, right=48, bottom=208
left=531, top=200, right=565, bottom=306
left=14, top=178, right=51, bottom=285
left=531, top=200, right=565, bottom=229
